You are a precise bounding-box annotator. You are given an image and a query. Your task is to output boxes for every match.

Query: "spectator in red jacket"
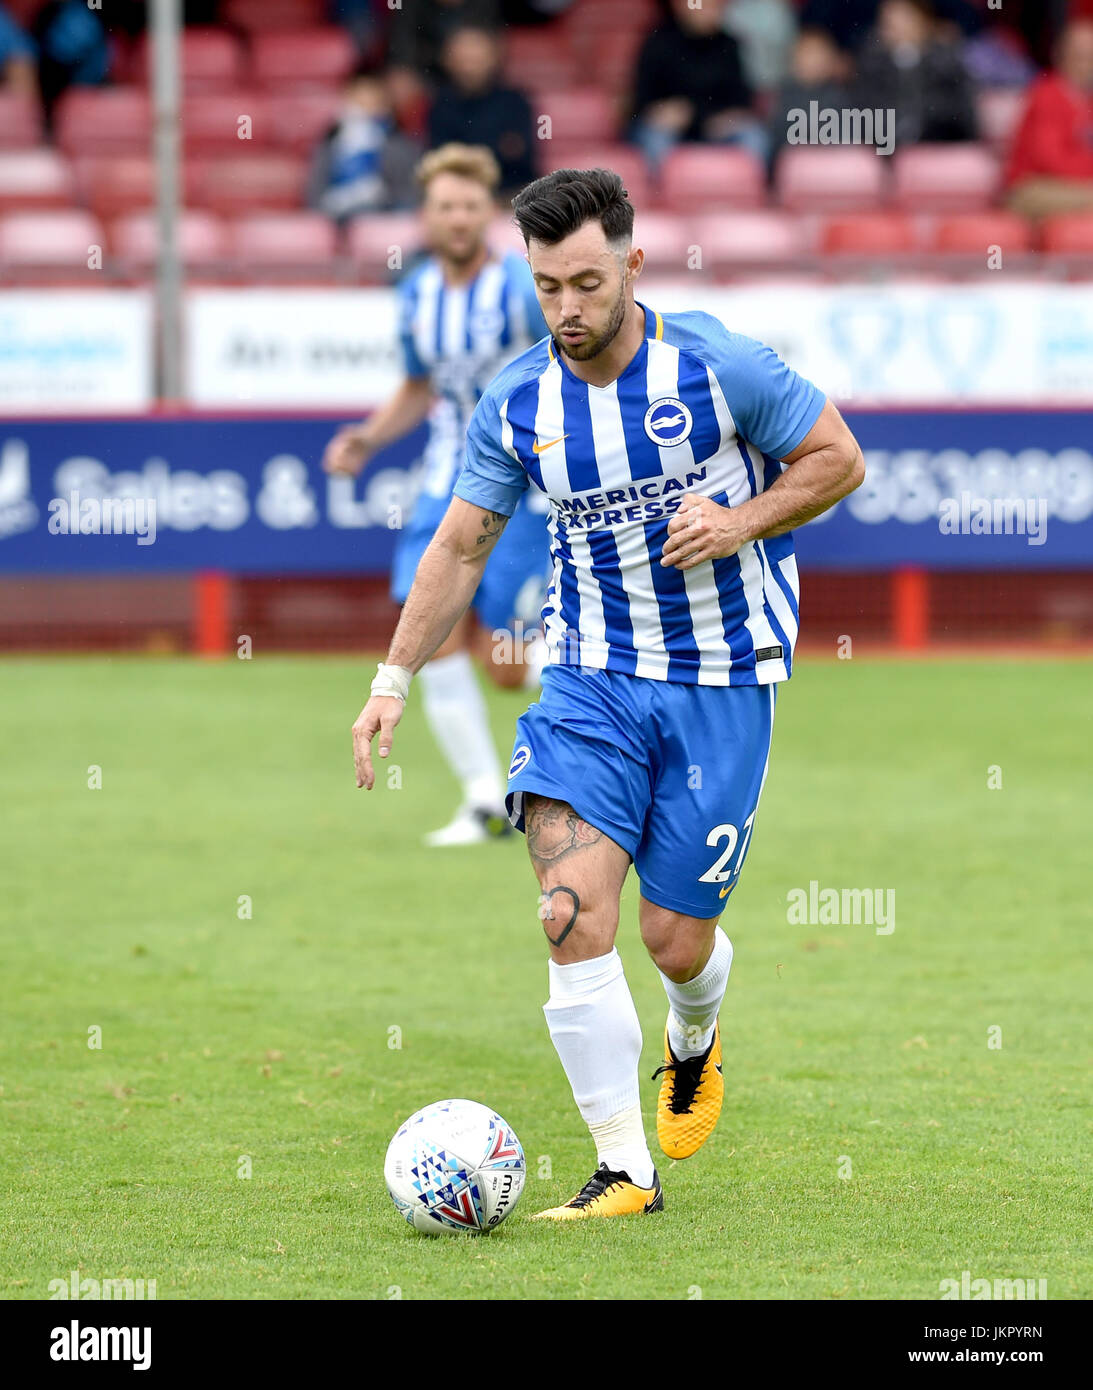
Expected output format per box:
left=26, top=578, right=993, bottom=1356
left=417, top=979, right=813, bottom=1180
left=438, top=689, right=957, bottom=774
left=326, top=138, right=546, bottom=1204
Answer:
left=1007, top=19, right=1093, bottom=219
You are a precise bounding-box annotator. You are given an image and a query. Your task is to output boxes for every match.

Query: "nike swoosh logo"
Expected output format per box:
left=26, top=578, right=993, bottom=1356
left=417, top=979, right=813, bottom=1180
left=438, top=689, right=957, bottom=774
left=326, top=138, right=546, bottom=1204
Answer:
left=532, top=434, right=568, bottom=454
left=715, top=1063, right=723, bottom=1074
left=719, top=885, right=731, bottom=898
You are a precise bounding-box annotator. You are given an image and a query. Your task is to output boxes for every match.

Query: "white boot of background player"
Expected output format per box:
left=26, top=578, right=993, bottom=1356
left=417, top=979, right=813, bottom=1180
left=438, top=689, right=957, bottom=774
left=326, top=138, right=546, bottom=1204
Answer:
left=419, top=651, right=511, bottom=847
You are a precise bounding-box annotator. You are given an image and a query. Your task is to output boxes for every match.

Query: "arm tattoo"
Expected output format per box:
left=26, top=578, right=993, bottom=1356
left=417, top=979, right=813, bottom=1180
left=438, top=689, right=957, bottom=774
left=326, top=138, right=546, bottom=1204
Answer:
left=525, top=798, right=603, bottom=871
left=475, top=510, right=507, bottom=547
left=539, top=885, right=580, bottom=947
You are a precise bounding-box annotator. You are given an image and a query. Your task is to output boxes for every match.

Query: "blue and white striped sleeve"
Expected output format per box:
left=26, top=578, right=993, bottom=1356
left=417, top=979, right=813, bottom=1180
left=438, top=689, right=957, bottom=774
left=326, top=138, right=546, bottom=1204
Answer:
left=452, top=391, right=529, bottom=518
left=713, top=332, right=826, bottom=460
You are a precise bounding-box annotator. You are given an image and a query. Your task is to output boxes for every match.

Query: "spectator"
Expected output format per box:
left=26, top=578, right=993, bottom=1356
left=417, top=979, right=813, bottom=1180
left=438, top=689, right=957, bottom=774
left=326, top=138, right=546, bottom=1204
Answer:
left=309, top=66, right=421, bottom=222
left=768, top=28, right=851, bottom=166
left=31, top=0, right=109, bottom=128
left=1007, top=19, right=1093, bottom=220
left=427, top=26, right=535, bottom=195
left=854, top=0, right=977, bottom=147
left=0, top=3, right=37, bottom=96
left=630, top=0, right=765, bottom=171
left=388, top=0, right=501, bottom=79
left=799, top=0, right=979, bottom=54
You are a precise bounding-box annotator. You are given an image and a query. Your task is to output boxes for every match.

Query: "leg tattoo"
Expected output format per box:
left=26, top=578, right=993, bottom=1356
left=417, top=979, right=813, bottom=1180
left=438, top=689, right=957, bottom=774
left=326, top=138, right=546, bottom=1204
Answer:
left=525, top=798, right=603, bottom=871
left=538, top=885, right=580, bottom=947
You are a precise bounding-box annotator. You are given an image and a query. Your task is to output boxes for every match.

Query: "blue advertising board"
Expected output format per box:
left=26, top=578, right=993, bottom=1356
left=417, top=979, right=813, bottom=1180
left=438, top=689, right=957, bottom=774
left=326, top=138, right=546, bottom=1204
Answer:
left=0, top=411, right=1090, bottom=574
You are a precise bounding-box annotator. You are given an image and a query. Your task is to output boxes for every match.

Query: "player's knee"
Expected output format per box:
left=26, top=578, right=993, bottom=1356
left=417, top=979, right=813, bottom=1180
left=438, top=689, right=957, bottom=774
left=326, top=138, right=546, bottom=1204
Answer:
left=641, top=914, right=712, bottom=982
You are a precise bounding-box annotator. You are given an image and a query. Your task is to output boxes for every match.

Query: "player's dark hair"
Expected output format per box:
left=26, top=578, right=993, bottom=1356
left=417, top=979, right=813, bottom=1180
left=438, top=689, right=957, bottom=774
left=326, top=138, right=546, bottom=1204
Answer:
left=511, top=168, right=635, bottom=247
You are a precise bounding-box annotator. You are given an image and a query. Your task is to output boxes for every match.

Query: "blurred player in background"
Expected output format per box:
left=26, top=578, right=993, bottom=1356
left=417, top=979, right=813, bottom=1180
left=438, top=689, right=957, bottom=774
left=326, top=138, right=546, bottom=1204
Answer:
left=351, top=168, right=864, bottom=1218
left=324, top=143, right=551, bottom=847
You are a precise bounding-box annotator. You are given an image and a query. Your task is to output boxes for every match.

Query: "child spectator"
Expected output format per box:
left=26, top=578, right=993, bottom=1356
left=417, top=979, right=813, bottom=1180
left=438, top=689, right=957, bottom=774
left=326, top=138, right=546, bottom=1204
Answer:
left=309, top=66, right=421, bottom=222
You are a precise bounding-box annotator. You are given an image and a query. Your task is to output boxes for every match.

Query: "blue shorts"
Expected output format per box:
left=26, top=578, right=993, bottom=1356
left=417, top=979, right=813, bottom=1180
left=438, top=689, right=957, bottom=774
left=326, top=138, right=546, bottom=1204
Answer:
left=391, top=493, right=551, bottom=634
left=506, top=665, right=777, bottom=919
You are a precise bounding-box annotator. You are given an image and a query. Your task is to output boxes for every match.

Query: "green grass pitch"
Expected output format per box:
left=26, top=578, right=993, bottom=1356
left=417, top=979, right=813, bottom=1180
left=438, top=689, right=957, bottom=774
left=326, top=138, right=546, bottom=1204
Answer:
left=1, top=653, right=1089, bottom=1300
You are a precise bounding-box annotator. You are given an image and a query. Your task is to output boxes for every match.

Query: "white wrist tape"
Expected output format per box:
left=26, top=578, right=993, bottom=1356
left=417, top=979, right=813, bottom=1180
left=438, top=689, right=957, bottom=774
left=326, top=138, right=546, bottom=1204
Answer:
left=370, top=662, right=413, bottom=702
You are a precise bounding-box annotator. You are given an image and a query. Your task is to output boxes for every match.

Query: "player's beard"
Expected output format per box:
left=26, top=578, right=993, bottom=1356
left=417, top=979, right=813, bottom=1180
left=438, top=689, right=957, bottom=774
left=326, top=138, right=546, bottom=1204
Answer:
left=554, top=279, right=629, bottom=362
left=439, top=230, right=485, bottom=268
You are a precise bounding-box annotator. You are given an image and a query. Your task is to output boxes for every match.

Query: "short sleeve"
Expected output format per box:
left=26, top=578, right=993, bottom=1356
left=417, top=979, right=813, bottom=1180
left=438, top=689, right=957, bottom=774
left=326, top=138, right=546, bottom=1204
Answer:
left=452, top=392, right=529, bottom=518
left=397, top=277, right=428, bottom=380
left=715, top=335, right=826, bottom=460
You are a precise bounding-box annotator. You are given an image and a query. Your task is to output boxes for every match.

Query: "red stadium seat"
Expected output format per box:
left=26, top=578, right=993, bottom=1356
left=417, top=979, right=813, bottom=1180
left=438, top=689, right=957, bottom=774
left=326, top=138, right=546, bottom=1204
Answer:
left=591, top=40, right=647, bottom=94
left=660, top=146, right=765, bottom=212
left=133, top=28, right=243, bottom=94
left=222, top=0, right=326, bottom=32
left=776, top=146, right=888, bottom=213
left=187, top=154, right=306, bottom=213
left=228, top=212, right=337, bottom=271
left=976, top=88, right=1026, bottom=153
left=347, top=213, right=426, bottom=282
left=930, top=211, right=1033, bottom=255
left=110, top=209, right=228, bottom=270
left=0, top=92, right=44, bottom=149
left=528, top=88, right=619, bottom=145
left=0, top=150, right=76, bottom=211
left=631, top=211, right=691, bottom=274
left=821, top=213, right=917, bottom=256
left=503, top=30, right=576, bottom=92
left=692, top=211, right=812, bottom=269
left=250, top=29, right=357, bottom=91
left=564, top=0, right=658, bottom=38
left=55, top=89, right=151, bottom=157
left=892, top=144, right=1001, bottom=213
left=0, top=210, right=103, bottom=268
left=182, top=94, right=274, bottom=153
left=268, top=92, right=342, bottom=152
left=1041, top=212, right=1093, bottom=254
left=74, top=156, right=157, bottom=220
left=541, top=145, right=651, bottom=209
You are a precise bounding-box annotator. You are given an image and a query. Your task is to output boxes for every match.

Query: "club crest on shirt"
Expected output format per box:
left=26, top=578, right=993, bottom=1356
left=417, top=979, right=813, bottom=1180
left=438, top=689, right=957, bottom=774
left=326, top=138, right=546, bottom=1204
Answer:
left=643, top=397, right=693, bottom=447
left=508, top=744, right=532, bottom=778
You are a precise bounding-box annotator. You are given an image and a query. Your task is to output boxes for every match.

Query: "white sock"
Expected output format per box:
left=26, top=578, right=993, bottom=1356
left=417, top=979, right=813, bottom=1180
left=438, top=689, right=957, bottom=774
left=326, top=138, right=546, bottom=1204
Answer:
left=659, top=928, right=733, bottom=1060
left=419, top=651, right=504, bottom=810
left=542, top=949, right=655, bottom=1188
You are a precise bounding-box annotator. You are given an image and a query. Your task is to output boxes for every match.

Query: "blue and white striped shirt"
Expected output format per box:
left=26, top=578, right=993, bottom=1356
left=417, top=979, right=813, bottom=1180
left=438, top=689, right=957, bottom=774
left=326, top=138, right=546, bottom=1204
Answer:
left=397, top=249, right=547, bottom=520
left=452, top=303, right=826, bottom=685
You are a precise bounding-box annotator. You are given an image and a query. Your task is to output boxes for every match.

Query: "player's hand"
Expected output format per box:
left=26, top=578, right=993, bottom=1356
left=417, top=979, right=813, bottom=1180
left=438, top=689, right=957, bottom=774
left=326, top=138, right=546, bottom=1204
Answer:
left=323, top=424, right=374, bottom=477
left=660, top=494, right=752, bottom=571
left=352, top=696, right=405, bottom=789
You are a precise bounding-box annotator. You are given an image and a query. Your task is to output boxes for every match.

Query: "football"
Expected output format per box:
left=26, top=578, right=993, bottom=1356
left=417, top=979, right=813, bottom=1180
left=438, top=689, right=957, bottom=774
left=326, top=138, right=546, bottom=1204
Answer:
left=384, top=1099, right=526, bottom=1235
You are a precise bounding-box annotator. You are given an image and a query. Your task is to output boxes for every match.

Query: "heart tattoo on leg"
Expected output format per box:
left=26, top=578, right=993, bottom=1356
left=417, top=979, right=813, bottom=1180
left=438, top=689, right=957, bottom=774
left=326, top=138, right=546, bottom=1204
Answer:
left=538, top=885, right=580, bottom=947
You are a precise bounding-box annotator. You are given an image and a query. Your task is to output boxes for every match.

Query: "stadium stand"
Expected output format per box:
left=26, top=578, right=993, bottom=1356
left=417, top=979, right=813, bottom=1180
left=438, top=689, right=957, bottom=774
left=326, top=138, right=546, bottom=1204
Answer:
left=110, top=208, right=227, bottom=273
left=132, top=28, right=244, bottom=94
left=660, top=146, right=766, bottom=211
left=892, top=144, right=1003, bottom=213
left=0, top=1, right=1085, bottom=282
